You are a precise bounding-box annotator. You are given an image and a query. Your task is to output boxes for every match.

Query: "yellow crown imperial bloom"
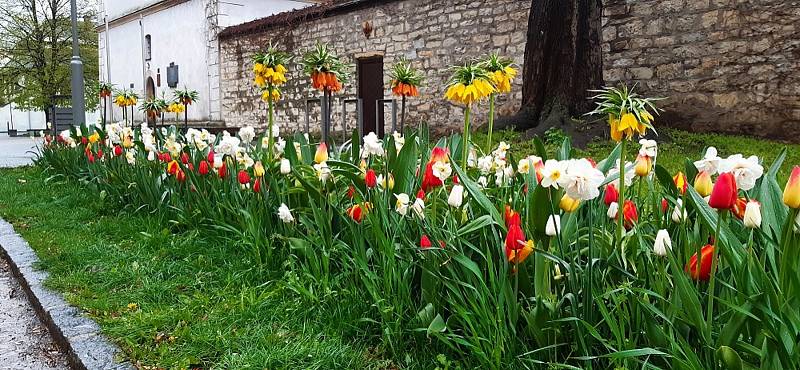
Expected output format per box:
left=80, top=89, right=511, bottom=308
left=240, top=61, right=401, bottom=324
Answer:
left=608, top=115, right=623, bottom=142
left=275, top=64, right=287, bottom=74
left=254, top=74, right=266, bottom=87
left=253, top=63, right=266, bottom=74
left=261, top=89, right=280, bottom=102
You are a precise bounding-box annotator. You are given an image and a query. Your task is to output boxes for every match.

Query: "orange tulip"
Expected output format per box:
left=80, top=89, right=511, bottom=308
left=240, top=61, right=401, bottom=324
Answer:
left=673, top=172, right=688, bottom=195
left=506, top=240, right=534, bottom=264
left=731, top=197, right=748, bottom=220
left=620, top=200, right=638, bottom=230
left=784, top=166, right=800, bottom=209
left=314, top=142, right=329, bottom=164
left=685, top=244, right=715, bottom=281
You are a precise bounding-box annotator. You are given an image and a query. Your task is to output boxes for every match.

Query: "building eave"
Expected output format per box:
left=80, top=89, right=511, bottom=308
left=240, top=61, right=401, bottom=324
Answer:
left=96, top=0, right=190, bottom=31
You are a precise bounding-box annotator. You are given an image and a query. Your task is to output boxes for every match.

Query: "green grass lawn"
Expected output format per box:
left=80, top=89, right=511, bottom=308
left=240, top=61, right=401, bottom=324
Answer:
left=1, top=128, right=799, bottom=369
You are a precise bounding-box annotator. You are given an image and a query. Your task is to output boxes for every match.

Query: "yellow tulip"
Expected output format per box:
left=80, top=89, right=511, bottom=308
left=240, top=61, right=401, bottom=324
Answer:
left=634, top=154, right=652, bottom=177
left=314, top=142, right=328, bottom=164
left=694, top=171, right=713, bottom=197
left=560, top=194, right=581, bottom=213
left=253, top=161, right=265, bottom=177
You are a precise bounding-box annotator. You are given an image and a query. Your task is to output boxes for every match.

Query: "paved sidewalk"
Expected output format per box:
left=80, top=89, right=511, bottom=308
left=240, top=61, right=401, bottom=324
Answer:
left=0, top=258, right=67, bottom=370
left=0, top=135, right=42, bottom=168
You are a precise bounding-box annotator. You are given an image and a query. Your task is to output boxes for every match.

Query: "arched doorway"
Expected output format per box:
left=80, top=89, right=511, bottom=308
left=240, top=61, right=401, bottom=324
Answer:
left=145, top=77, right=156, bottom=126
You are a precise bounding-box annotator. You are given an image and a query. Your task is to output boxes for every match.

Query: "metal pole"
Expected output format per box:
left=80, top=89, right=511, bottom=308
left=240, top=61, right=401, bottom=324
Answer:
left=139, top=15, right=146, bottom=127
left=69, top=0, right=86, bottom=125
left=103, top=0, right=113, bottom=121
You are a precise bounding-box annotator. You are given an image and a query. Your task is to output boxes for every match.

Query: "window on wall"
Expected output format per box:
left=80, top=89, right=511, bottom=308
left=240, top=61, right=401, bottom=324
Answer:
left=145, top=35, right=152, bottom=61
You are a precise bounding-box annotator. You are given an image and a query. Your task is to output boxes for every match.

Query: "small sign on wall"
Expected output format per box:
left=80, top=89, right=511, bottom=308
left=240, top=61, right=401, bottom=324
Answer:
left=167, top=62, right=179, bottom=88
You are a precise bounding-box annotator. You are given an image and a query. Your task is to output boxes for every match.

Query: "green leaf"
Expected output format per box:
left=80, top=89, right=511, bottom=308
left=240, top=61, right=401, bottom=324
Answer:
left=427, top=314, right=446, bottom=335
left=451, top=161, right=502, bottom=227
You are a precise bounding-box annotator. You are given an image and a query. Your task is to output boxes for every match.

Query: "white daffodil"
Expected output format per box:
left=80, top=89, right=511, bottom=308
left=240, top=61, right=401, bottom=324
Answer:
left=694, top=147, right=721, bottom=175
left=639, top=139, right=658, bottom=158
left=467, top=148, right=478, bottom=168
left=274, top=137, right=286, bottom=156
left=362, top=132, right=385, bottom=158
left=719, top=154, right=764, bottom=191
left=540, top=160, right=570, bottom=189
left=493, top=141, right=510, bottom=158
left=743, top=201, right=761, bottom=229
left=477, top=176, right=488, bottom=188
left=216, top=134, right=241, bottom=157
left=411, top=197, right=425, bottom=219
left=314, top=162, right=331, bottom=183
left=277, top=203, right=294, bottom=223
left=607, top=202, right=619, bottom=219
left=448, top=185, right=465, bottom=208
left=545, top=215, right=561, bottom=237
left=477, top=156, right=494, bottom=175
left=607, top=160, right=635, bottom=188
left=563, top=158, right=605, bottom=201
left=280, top=158, right=291, bottom=174
left=432, top=161, right=452, bottom=182
left=147, top=150, right=156, bottom=161
left=125, top=149, right=136, bottom=165
left=395, top=193, right=410, bottom=216
left=392, top=131, right=404, bottom=152
left=238, top=125, right=256, bottom=144
left=654, top=229, right=671, bottom=257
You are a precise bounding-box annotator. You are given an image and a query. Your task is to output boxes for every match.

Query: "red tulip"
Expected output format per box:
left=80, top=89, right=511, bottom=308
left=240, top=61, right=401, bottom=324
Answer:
left=207, top=150, right=214, bottom=164
left=96, top=149, right=104, bottom=159
left=219, top=162, right=228, bottom=178
left=347, top=185, right=356, bottom=199
left=81, top=137, right=88, bottom=145
left=420, top=235, right=432, bottom=249
left=238, top=170, right=251, bottom=185
left=416, top=189, right=426, bottom=200
left=731, top=197, right=748, bottom=220
left=685, top=244, right=715, bottom=281
left=253, top=178, right=261, bottom=192
left=504, top=205, right=521, bottom=228
left=708, top=172, right=738, bottom=210
left=421, top=162, right=443, bottom=192
left=505, top=223, right=526, bottom=251
left=181, top=152, right=190, bottom=164
left=188, top=163, right=195, bottom=172
left=452, top=174, right=460, bottom=184
left=364, top=169, right=377, bottom=188
left=619, top=200, right=638, bottom=230
left=604, top=184, right=619, bottom=206
left=176, top=169, right=186, bottom=183
left=198, top=160, right=210, bottom=176
left=113, top=145, right=123, bottom=157
left=87, top=152, right=95, bottom=163
left=430, top=147, right=449, bottom=163
left=347, top=204, right=364, bottom=223
left=661, top=198, right=669, bottom=213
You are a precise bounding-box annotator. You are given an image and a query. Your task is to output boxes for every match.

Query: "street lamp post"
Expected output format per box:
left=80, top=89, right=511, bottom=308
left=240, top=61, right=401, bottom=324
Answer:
left=69, top=0, right=86, bottom=126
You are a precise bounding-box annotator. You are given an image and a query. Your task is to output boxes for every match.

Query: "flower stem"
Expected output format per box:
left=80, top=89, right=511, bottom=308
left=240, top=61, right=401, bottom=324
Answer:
left=706, top=209, right=725, bottom=337
left=267, top=92, right=274, bottom=162
left=617, top=139, right=627, bottom=245
left=462, top=105, right=471, bottom=171
left=486, top=93, right=496, bottom=152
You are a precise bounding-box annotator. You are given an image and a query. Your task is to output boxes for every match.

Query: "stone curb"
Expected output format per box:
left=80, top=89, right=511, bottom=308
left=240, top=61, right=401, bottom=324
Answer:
left=0, top=218, right=134, bottom=370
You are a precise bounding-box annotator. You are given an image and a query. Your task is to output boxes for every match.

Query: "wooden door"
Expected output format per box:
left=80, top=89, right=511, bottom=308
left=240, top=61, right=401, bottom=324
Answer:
left=357, top=56, right=384, bottom=137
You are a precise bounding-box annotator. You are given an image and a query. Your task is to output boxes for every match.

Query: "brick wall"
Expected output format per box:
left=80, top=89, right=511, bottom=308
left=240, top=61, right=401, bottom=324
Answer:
left=219, top=0, right=800, bottom=140
left=218, top=0, right=529, bottom=136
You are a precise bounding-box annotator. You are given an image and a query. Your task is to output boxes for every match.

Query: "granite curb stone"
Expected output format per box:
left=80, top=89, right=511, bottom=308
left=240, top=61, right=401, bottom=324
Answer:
left=0, top=218, right=134, bottom=370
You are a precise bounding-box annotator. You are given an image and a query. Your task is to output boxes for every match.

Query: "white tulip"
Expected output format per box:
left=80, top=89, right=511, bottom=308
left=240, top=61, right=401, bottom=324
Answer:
left=392, top=131, right=404, bottom=152
left=448, top=185, right=465, bottom=208
left=545, top=215, right=561, bottom=237
left=653, top=229, right=671, bottom=257
left=607, top=202, right=619, bottom=219
left=743, top=201, right=762, bottom=229
left=395, top=193, right=410, bottom=216
left=672, top=199, right=688, bottom=223
left=277, top=203, right=294, bottom=223
left=280, top=158, right=291, bottom=174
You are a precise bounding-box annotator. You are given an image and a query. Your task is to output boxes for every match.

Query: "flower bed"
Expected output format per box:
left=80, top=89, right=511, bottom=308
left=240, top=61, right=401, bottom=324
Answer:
left=35, top=114, right=800, bottom=368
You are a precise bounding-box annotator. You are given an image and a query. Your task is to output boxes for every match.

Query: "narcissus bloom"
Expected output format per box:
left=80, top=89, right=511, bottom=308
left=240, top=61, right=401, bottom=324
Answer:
left=719, top=154, right=763, bottom=191
left=673, top=172, right=688, bottom=195
left=395, top=193, right=410, bottom=216
left=560, top=194, right=580, bottom=213
left=314, top=143, right=328, bottom=164
left=540, top=160, right=568, bottom=189
left=694, top=147, right=721, bottom=175
left=694, top=171, right=713, bottom=197
left=708, top=172, right=738, bottom=210
left=685, top=244, right=715, bottom=281
left=784, top=166, right=800, bottom=209
left=563, top=158, right=605, bottom=200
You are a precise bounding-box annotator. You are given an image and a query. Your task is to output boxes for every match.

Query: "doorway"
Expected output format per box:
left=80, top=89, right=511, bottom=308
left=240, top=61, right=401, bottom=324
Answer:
left=357, top=56, right=384, bottom=137
left=145, top=77, right=156, bottom=125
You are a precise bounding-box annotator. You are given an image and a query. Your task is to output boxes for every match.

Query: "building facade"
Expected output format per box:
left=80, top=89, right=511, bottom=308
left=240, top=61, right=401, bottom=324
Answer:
left=218, top=0, right=800, bottom=141
left=97, top=0, right=312, bottom=126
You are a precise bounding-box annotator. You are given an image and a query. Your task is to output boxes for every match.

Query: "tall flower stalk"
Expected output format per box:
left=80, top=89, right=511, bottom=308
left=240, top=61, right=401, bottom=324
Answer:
left=113, top=89, right=138, bottom=126
left=98, top=82, right=113, bottom=126
left=389, top=58, right=423, bottom=132
left=589, top=85, right=660, bottom=244
left=444, top=62, right=494, bottom=170
left=253, top=44, right=290, bottom=162
left=479, top=53, right=517, bottom=151
left=301, top=42, right=350, bottom=145
left=173, top=87, right=198, bottom=130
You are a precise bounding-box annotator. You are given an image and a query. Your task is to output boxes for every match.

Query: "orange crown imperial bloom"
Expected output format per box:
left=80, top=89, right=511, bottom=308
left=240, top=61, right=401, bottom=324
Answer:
left=673, top=172, right=688, bottom=195
left=784, top=166, right=800, bottom=209
left=708, top=172, right=738, bottom=210
left=685, top=244, right=715, bottom=281
left=392, top=82, right=419, bottom=97
left=694, top=171, right=713, bottom=197
left=314, top=143, right=329, bottom=164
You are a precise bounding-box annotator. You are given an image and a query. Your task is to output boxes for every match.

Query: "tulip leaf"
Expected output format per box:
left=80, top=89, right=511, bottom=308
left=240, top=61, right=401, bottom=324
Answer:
left=533, top=136, right=548, bottom=161
left=427, top=314, right=446, bottom=335
left=391, top=133, right=418, bottom=194
left=756, top=148, right=788, bottom=237
left=351, top=128, right=360, bottom=163
left=558, top=137, right=572, bottom=161
left=716, top=346, right=743, bottom=370
left=686, top=185, right=745, bottom=269
left=654, top=164, right=678, bottom=199
left=457, top=215, right=495, bottom=237
left=596, top=142, right=621, bottom=174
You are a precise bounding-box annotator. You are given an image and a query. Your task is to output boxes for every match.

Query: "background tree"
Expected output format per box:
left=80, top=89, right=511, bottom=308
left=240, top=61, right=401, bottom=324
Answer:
left=0, top=0, right=98, bottom=123
left=499, top=0, right=604, bottom=143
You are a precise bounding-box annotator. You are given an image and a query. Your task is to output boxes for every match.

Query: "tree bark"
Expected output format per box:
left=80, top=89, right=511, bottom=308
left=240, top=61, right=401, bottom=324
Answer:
left=498, top=0, right=604, bottom=133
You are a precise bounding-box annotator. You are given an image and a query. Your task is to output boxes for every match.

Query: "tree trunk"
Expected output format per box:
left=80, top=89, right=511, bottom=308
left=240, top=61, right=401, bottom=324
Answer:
left=498, top=0, right=603, bottom=135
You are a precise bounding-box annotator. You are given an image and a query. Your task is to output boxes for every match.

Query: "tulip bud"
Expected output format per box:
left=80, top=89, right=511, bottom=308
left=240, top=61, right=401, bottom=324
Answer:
left=198, top=160, right=210, bottom=176
left=743, top=200, right=761, bottom=229
left=621, top=200, right=638, bottom=230
left=708, top=172, right=738, bottom=210
left=604, top=184, right=619, bottom=206
left=673, top=172, right=688, bottom=195
left=693, top=171, right=713, bottom=197
left=672, top=199, right=688, bottom=223
left=253, top=178, right=262, bottom=192
left=87, top=152, right=95, bottom=163
left=364, top=169, right=377, bottom=188
left=654, top=230, right=671, bottom=257
left=634, top=154, right=652, bottom=177
left=347, top=204, right=364, bottom=223
left=238, top=170, right=251, bottom=185
left=661, top=198, right=669, bottom=213
left=784, top=166, right=800, bottom=209
left=448, top=185, right=465, bottom=208
left=181, top=152, right=190, bottom=164
left=504, top=205, right=521, bottom=228
left=314, top=142, right=328, bottom=164
left=176, top=169, right=186, bottom=183
left=607, top=202, right=619, bottom=219
left=280, top=158, right=291, bottom=174
left=559, top=194, right=580, bottom=213
left=113, top=145, right=123, bottom=157
left=420, top=235, right=432, bottom=249
left=545, top=215, right=561, bottom=237
left=685, top=244, right=715, bottom=281
left=505, top=223, right=526, bottom=251
left=254, top=161, right=265, bottom=177
left=218, top=162, right=228, bottom=178
left=207, top=150, right=214, bottom=164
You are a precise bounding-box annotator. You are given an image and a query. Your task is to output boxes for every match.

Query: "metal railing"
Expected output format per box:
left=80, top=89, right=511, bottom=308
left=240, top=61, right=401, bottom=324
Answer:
left=376, top=98, right=398, bottom=135
left=341, top=98, right=363, bottom=142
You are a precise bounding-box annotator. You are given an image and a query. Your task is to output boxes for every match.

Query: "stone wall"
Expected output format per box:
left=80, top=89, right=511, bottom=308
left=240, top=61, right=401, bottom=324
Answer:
left=602, top=0, right=800, bottom=140
left=219, top=0, right=800, bottom=141
left=218, top=0, right=530, bottom=136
